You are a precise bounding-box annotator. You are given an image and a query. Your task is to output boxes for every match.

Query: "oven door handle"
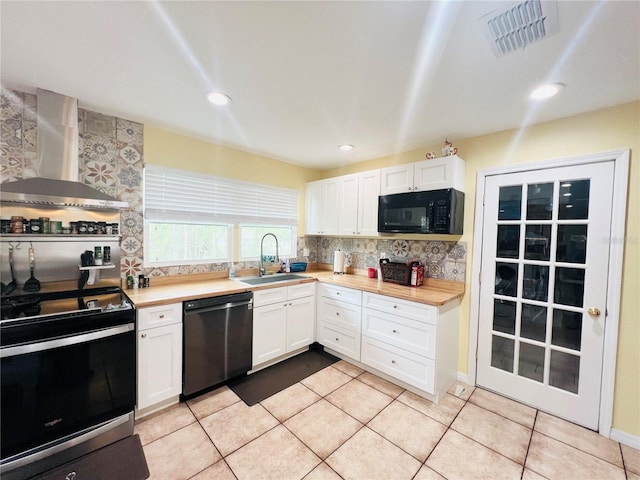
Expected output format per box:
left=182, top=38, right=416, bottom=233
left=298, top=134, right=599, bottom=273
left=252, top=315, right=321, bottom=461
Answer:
left=0, top=323, right=134, bottom=358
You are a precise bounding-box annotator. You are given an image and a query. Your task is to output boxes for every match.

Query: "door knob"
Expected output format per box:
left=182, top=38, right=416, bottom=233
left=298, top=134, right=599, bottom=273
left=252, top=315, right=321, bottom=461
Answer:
left=588, top=307, right=601, bottom=317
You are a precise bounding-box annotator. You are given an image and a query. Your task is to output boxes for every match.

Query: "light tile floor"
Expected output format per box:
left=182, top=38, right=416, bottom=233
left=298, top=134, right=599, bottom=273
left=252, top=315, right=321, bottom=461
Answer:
left=135, top=360, right=640, bottom=480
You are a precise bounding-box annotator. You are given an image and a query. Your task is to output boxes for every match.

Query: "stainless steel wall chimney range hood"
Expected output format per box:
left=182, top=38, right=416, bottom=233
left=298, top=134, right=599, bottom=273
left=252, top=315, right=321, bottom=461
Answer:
left=0, top=88, right=128, bottom=209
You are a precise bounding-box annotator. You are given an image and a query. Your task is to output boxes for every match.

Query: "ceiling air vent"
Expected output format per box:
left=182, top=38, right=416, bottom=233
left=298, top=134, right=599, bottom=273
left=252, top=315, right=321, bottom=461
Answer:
left=479, top=0, right=559, bottom=57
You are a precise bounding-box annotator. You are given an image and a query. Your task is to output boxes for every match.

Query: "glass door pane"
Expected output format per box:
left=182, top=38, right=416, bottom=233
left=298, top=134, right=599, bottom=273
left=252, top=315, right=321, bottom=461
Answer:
left=491, top=178, right=590, bottom=393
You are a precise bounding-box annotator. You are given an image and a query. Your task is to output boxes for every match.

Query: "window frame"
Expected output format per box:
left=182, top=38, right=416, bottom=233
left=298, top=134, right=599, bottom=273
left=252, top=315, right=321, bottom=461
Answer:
left=238, top=224, right=298, bottom=261
left=143, top=165, right=298, bottom=268
left=143, top=220, right=233, bottom=268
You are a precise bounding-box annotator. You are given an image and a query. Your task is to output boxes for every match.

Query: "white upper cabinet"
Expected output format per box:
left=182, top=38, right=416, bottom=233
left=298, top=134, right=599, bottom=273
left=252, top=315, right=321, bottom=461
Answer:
left=321, top=179, right=339, bottom=235
left=305, top=178, right=339, bottom=235
left=337, top=171, right=380, bottom=236
left=381, top=156, right=465, bottom=195
left=305, top=181, right=323, bottom=235
left=357, top=169, right=381, bottom=236
left=309, top=170, right=381, bottom=237
left=337, top=174, right=359, bottom=235
left=379, top=164, right=414, bottom=195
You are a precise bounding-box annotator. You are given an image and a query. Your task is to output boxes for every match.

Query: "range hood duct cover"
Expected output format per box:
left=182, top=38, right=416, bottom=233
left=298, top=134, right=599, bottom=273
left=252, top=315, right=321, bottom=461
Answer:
left=0, top=88, right=128, bottom=209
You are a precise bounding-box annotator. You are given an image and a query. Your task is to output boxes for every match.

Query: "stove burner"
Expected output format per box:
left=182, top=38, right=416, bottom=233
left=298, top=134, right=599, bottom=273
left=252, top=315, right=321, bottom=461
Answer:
left=1, top=287, right=131, bottom=321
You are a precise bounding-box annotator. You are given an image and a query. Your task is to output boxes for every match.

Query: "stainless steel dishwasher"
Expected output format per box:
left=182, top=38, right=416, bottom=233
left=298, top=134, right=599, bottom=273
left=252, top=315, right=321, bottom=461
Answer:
left=183, top=291, right=253, bottom=396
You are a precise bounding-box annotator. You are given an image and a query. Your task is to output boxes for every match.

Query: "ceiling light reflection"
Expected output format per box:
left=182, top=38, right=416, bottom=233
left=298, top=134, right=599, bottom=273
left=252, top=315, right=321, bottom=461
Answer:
left=207, top=92, right=231, bottom=106
left=530, top=83, right=564, bottom=100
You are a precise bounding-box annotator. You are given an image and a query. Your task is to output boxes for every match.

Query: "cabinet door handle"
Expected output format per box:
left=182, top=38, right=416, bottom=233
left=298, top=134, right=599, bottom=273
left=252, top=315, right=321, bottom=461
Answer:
left=289, top=303, right=293, bottom=306
left=141, top=333, right=147, bottom=338
left=159, top=314, right=165, bottom=319
left=392, top=329, right=398, bottom=334
left=408, top=187, right=412, bottom=191
left=335, top=337, right=339, bottom=341
left=393, top=305, right=398, bottom=309
left=336, top=312, right=340, bottom=316
left=391, top=359, right=396, bottom=364
left=336, top=292, right=341, bottom=295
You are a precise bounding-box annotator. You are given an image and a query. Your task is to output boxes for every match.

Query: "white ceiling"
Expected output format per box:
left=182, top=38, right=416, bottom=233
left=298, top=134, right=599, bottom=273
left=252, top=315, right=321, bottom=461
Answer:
left=1, top=1, right=639, bottom=169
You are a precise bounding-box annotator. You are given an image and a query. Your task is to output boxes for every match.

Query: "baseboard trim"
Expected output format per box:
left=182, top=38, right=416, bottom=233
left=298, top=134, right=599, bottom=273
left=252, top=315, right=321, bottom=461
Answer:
left=610, top=428, right=640, bottom=449
left=457, top=372, right=471, bottom=386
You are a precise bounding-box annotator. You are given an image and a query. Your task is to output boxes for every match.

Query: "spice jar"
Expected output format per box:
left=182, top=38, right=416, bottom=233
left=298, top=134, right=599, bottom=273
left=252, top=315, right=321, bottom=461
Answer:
left=29, top=219, right=42, bottom=234
left=39, top=217, right=50, bottom=234
left=94, top=246, right=103, bottom=265
left=11, top=216, right=24, bottom=234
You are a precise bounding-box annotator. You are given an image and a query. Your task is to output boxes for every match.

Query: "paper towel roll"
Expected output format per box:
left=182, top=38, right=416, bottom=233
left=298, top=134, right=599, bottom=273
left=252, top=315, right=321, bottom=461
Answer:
left=333, top=250, right=345, bottom=274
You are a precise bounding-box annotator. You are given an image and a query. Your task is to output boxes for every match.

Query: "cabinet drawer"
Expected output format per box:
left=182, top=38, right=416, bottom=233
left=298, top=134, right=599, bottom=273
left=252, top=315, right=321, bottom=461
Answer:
left=253, top=286, right=288, bottom=307
left=317, top=298, right=361, bottom=330
left=287, top=282, right=315, bottom=300
left=317, top=321, right=360, bottom=361
left=363, top=309, right=436, bottom=359
left=363, top=292, right=436, bottom=325
left=317, top=283, right=362, bottom=305
left=361, top=337, right=435, bottom=394
left=138, top=303, right=182, bottom=330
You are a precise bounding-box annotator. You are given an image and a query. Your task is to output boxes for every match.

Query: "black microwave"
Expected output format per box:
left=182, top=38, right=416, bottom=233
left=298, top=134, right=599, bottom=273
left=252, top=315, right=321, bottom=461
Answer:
left=378, top=188, right=464, bottom=234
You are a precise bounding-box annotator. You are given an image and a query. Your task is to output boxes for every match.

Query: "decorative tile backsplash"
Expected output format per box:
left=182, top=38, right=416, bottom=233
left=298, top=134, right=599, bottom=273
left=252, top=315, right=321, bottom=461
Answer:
left=300, top=236, right=466, bottom=282
left=2, top=89, right=466, bottom=283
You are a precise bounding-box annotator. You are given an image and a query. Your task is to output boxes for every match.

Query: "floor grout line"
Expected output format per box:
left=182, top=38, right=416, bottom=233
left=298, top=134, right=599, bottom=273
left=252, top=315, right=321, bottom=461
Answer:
left=139, top=371, right=635, bottom=480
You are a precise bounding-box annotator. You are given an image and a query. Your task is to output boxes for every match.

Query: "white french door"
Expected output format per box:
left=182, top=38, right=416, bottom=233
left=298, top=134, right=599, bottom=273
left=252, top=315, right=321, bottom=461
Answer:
left=476, top=161, right=614, bottom=429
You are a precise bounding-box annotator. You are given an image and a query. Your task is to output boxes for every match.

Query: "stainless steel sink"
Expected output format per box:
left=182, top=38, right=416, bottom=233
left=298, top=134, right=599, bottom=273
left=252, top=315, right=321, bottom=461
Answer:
left=235, top=273, right=310, bottom=285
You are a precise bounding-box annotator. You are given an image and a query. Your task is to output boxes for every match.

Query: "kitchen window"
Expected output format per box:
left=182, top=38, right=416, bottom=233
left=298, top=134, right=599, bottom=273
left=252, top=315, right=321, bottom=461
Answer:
left=144, top=165, right=298, bottom=267
left=240, top=225, right=296, bottom=260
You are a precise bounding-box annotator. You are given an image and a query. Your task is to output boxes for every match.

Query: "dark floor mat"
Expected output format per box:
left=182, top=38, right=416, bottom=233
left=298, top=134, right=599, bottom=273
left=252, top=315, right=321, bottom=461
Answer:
left=34, top=434, right=149, bottom=480
left=228, top=346, right=339, bottom=406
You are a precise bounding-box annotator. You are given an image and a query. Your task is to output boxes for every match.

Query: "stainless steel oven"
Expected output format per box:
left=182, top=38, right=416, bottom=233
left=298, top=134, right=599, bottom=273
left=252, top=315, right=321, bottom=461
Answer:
left=0, top=287, right=136, bottom=480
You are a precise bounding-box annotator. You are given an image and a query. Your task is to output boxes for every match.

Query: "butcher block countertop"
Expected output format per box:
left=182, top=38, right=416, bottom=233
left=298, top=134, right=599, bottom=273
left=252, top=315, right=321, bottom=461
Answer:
left=125, top=267, right=464, bottom=309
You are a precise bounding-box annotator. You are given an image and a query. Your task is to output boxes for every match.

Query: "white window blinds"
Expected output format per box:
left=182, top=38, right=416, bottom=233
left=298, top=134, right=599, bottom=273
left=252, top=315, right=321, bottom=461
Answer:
left=144, top=165, right=298, bottom=226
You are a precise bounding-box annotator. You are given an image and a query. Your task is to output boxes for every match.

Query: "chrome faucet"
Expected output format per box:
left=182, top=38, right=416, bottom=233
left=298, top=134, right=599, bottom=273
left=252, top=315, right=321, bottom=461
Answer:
left=259, top=233, right=279, bottom=277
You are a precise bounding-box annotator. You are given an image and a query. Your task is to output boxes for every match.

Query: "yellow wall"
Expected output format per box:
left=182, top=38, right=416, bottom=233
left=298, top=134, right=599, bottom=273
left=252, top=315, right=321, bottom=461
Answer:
left=144, top=102, right=639, bottom=436
left=143, top=125, right=324, bottom=231
left=324, top=101, right=640, bottom=437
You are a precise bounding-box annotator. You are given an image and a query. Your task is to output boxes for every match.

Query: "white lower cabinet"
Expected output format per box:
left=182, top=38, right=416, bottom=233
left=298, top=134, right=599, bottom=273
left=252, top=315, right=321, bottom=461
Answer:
left=316, top=284, right=362, bottom=361
left=137, top=303, right=183, bottom=411
left=252, top=283, right=315, bottom=367
left=361, top=292, right=459, bottom=401
left=361, top=337, right=435, bottom=393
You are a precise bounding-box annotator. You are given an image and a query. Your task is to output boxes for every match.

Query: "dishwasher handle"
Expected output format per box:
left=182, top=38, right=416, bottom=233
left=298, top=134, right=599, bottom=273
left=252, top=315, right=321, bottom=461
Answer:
left=184, top=299, right=252, bottom=313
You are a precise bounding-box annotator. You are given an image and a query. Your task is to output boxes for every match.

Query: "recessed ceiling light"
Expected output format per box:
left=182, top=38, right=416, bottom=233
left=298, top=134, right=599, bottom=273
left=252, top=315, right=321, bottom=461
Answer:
left=530, top=83, right=564, bottom=100
left=207, top=92, right=231, bottom=106
left=338, top=144, right=354, bottom=151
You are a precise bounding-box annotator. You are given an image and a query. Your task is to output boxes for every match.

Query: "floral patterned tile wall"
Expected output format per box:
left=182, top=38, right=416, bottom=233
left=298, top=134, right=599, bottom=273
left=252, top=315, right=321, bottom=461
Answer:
left=300, top=236, right=466, bottom=283
left=1, top=89, right=145, bottom=280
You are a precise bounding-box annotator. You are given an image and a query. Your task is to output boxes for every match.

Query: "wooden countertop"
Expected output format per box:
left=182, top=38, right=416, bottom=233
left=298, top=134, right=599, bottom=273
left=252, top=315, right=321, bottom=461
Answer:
left=308, top=271, right=464, bottom=306
left=125, top=270, right=464, bottom=308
